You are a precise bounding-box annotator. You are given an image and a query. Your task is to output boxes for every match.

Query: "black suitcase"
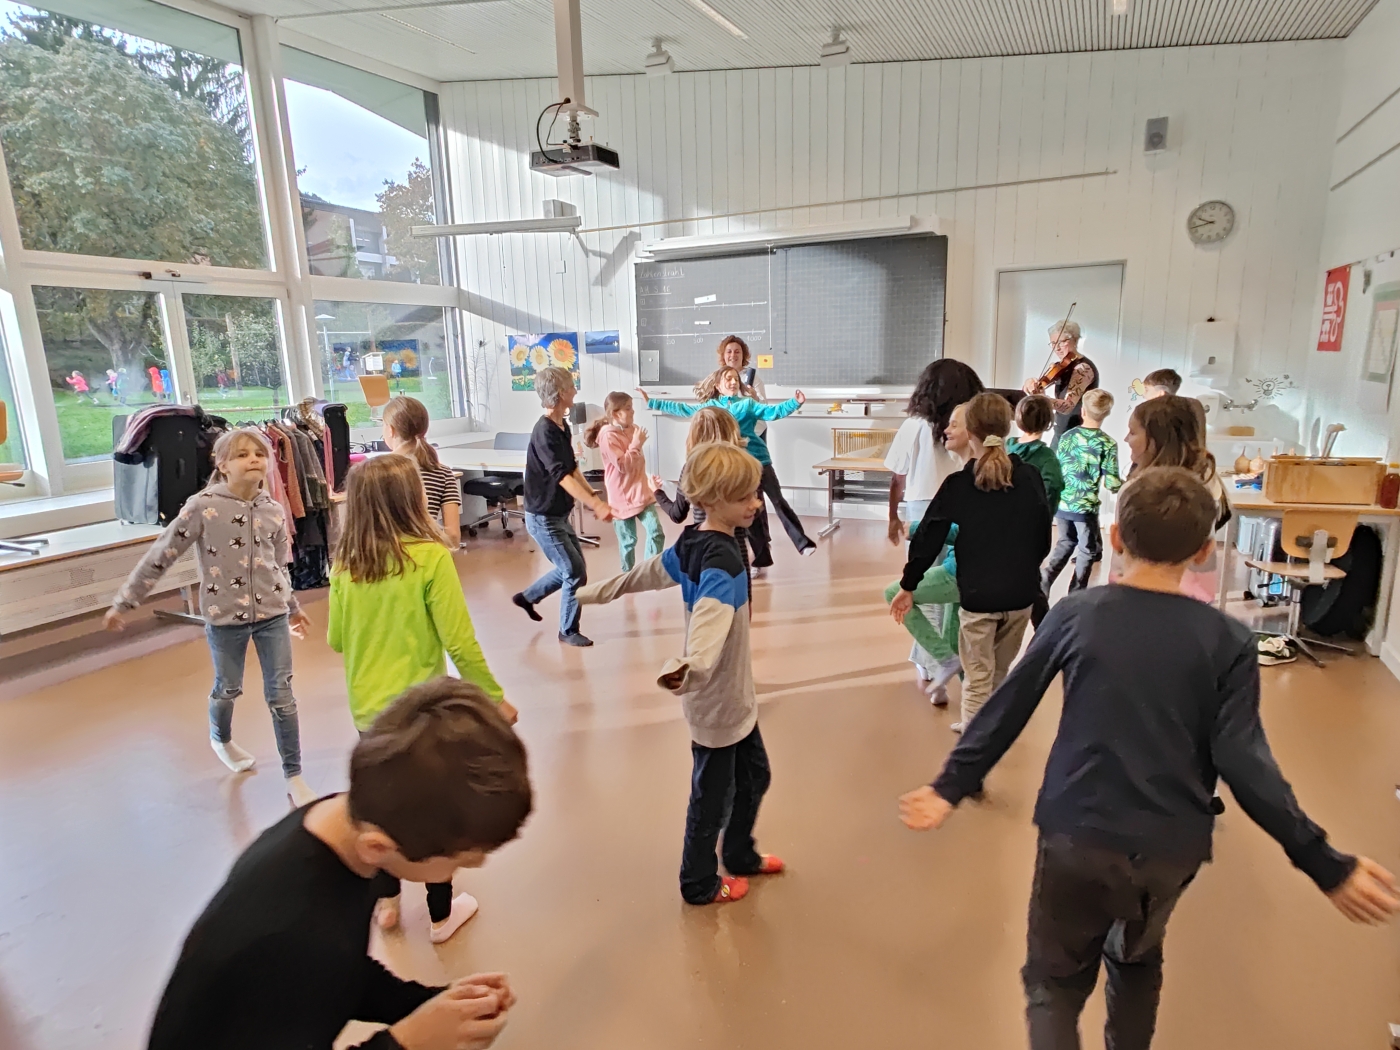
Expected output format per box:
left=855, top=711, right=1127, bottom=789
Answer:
left=112, top=409, right=225, bottom=525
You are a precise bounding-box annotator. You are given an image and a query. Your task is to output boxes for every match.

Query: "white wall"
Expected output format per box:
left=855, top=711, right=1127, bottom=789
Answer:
left=441, top=41, right=1343, bottom=460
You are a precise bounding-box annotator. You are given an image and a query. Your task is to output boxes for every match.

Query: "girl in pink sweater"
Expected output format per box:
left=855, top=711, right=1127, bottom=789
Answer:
left=584, top=391, right=666, bottom=570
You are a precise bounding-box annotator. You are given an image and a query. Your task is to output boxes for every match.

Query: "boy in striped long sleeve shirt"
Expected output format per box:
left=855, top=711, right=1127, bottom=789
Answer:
left=578, top=442, right=785, bottom=905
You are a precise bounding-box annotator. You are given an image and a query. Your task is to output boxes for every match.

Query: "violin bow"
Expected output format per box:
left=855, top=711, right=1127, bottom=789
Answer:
left=1035, top=301, right=1078, bottom=387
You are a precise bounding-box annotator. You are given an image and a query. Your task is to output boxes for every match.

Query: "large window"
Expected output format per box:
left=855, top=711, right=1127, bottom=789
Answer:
left=314, top=300, right=450, bottom=424
left=284, top=47, right=440, bottom=285
left=32, top=286, right=167, bottom=463
left=0, top=2, right=268, bottom=268
left=184, top=295, right=289, bottom=422
left=0, top=319, right=25, bottom=469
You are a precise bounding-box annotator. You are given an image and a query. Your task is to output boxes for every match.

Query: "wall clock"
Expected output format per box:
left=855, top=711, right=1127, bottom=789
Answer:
left=1187, top=200, right=1235, bottom=245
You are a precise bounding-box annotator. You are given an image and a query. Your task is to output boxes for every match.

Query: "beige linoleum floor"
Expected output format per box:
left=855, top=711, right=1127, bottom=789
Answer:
left=0, top=516, right=1396, bottom=1050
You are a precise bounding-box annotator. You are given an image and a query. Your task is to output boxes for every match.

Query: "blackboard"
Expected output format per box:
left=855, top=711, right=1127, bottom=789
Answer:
left=635, top=234, right=947, bottom=388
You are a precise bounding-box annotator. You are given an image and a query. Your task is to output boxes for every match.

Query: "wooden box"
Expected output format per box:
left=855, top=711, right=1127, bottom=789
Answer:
left=1263, top=456, right=1384, bottom=505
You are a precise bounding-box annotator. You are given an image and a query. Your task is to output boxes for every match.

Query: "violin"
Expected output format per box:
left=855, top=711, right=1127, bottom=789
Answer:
left=1026, top=302, right=1079, bottom=395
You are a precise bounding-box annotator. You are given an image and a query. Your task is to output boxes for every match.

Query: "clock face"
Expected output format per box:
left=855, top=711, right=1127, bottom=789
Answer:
left=1187, top=200, right=1235, bottom=244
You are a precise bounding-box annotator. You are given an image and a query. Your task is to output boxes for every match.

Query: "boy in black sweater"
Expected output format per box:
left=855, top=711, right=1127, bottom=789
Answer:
left=147, top=680, right=532, bottom=1050
left=899, top=467, right=1399, bottom=1049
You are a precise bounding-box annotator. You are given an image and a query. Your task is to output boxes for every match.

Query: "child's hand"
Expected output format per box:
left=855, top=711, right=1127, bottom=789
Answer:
left=288, top=612, right=312, bottom=639
left=659, top=666, right=686, bottom=690
left=887, top=518, right=905, bottom=546
left=456, top=972, right=515, bottom=1013
left=649, top=474, right=664, bottom=492
left=497, top=699, right=519, bottom=725
left=1327, top=857, right=1400, bottom=924
left=592, top=499, right=615, bottom=523
left=634, top=387, right=650, bottom=407
left=889, top=588, right=914, bottom=624
left=103, top=608, right=126, bottom=632
left=388, top=983, right=508, bottom=1050
left=633, top=427, right=649, bottom=447
left=794, top=389, right=806, bottom=405
left=899, top=786, right=953, bottom=830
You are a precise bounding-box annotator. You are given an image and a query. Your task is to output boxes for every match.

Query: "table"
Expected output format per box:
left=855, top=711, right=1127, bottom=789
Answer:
left=0, top=521, right=199, bottom=635
left=812, top=451, right=893, bottom=538
left=1220, top=485, right=1400, bottom=656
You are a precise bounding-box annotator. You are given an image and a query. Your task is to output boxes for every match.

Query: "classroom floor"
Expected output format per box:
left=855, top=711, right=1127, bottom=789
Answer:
left=0, top=515, right=1397, bottom=1050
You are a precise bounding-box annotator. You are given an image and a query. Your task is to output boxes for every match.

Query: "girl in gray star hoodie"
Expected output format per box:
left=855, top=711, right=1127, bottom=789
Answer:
left=106, top=428, right=316, bottom=807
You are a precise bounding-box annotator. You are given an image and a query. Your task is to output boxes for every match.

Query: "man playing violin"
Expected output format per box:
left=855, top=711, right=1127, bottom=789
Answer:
left=1022, top=319, right=1099, bottom=450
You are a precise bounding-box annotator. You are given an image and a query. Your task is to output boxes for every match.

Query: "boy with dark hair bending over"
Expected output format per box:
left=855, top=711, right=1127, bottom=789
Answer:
left=579, top=441, right=784, bottom=904
left=899, top=467, right=1399, bottom=1050
left=147, top=680, right=532, bottom=1050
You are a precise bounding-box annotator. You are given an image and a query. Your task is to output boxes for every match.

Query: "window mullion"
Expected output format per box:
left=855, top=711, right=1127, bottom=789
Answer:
left=162, top=287, right=197, bottom=407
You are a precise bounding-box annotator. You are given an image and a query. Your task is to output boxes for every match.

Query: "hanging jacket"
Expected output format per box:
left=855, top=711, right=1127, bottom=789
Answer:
left=113, top=484, right=300, bottom=627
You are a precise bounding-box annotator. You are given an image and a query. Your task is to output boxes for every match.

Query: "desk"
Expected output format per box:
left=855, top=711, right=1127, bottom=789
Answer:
left=436, top=447, right=527, bottom=472
left=0, top=521, right=199, bottom=635
left=813, top=451, right=892, bottom=537
left=1220, top=485, right=1400, bottom=656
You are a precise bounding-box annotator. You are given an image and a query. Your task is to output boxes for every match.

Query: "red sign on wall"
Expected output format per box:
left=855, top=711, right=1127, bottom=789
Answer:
left=1317, top=265, right=1351, bottom=352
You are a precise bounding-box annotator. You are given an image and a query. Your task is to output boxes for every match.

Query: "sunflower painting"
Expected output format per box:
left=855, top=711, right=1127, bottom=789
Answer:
left=508, top=332, right=581, bottom=391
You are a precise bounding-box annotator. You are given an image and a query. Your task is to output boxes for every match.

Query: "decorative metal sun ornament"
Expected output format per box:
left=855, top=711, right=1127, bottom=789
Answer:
left=1243, top=374, right=1294, bottom=400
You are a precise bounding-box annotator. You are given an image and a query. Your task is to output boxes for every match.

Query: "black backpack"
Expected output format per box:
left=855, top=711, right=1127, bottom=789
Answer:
left=1301, top=523, right=1382, bottom=639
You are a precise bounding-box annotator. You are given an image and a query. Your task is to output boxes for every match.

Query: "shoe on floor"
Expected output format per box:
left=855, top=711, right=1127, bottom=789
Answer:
left=702, top=876, right=749, bottom=904
left=429, top=892, right=480, bottom=944
left=755, top=854, right=785, bottom=875
left=1257, top=635, right=1297, bottom=666
left=512, top=592, right=542, bottom=622
left=800, top=544, right=818, bottom=557
left=559, top=632, right=593, bottom=647
left=750, top=566, right=768, bottom=581
left=950, top=721, right=965, bottom=734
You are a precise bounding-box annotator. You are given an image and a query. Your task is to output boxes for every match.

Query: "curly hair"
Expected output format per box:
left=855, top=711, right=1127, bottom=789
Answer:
left=716, top=335, right=750, bottom=368
left=906, top=359, right=985, bottom=443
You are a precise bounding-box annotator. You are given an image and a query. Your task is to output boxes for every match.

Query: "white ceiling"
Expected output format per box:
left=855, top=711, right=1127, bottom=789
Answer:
left=237, top=0, right=1379, bottom=84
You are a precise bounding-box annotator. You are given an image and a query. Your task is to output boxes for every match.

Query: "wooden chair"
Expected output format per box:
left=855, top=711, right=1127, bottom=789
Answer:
left=357, top=374, right=392, bottom=421
left=1245, top=508, right=1358, bottom=665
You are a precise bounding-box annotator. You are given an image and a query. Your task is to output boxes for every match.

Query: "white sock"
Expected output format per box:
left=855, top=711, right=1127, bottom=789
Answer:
left=285, top=775, right=317, bottom=808
left=212, top=740, right=256, bottom=773
left=429, top=893, right=480, bottom=944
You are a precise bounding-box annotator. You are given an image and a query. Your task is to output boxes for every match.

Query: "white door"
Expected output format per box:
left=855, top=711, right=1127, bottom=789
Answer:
left=994, top=263, right=1125, bottom=397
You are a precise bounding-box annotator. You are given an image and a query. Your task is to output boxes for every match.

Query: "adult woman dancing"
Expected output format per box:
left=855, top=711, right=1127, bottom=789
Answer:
left=640, top=366, right=817, bottom=564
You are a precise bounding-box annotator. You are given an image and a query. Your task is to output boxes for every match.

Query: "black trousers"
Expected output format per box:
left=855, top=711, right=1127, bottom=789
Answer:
left=758, top=462, right=815, bottom=554
left=1044, top=514, right=1102, bottom=596
left=680, top=725, right=771, bottom=904
left=746, top=503, right=774, bottom=568
left=1023, top=833, right=1199, bottom=1050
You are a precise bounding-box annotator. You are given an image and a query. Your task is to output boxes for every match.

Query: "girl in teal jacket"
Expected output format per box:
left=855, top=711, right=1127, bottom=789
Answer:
left=639, top=365, right=818, bottom=563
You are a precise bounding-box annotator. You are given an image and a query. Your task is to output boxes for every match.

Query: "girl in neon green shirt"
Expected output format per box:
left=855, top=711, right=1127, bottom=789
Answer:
left=328, top=453, right=516, bottom=943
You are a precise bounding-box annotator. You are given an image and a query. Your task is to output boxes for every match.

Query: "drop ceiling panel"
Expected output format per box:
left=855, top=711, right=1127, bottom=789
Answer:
left=240, top=0, right=1378, bottom=84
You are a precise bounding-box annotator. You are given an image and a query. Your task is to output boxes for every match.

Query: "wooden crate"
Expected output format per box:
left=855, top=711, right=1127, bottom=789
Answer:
left=832, top=428, right=897, bottom=458
left=1263, top=456, right=1384, bottom=505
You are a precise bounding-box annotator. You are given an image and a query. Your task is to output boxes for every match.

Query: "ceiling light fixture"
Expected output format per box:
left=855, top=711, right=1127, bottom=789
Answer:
left=684, top=0, right=747, bottom=39
left=1112, top=0, right=1129, bottom=14
left=645, top=39, right=675, bottom=76
left=411, top=216, right=583, bottom=237
left=819, top=29, right=851, bottom=67
left=380, top=13, right=477, bottom=53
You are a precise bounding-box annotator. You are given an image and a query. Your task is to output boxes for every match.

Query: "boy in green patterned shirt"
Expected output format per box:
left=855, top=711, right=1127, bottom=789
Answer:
left=1043, top=388, right=1122, bottom=594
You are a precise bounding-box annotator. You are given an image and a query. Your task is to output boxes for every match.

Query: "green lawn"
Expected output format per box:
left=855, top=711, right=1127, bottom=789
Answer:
left=56, top=375, right=454, bottom=460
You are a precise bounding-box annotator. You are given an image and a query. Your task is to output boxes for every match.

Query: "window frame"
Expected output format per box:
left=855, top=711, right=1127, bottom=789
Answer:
left=0, top=0, right=460, bottom=508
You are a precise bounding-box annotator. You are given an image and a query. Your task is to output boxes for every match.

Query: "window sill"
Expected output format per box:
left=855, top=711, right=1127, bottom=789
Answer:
left=0, top=489, right=116, bottom=540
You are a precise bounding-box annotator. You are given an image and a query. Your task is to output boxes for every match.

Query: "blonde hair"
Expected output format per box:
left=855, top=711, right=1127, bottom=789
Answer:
left=382, top=396, right=440, bottom=471
left=685, top=406, right=743, bottom=452
left=208, top=428, right=272, bottom=487
left=1082, top=388, right=1115, bottom=421
left=695, top=366, right=753, bottom=402
left=964, top=392, right=1014, bottom=491
left=679, top=441, right=761, bottom=509
left=583, top=391, right=633, bottom=448
left=334, top=454, right=447, bottom=583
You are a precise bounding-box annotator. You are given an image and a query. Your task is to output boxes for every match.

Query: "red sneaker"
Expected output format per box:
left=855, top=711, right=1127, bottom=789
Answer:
left=756, top=854, right=785, bottom=875
left=710, top=876, right=749, bottom=903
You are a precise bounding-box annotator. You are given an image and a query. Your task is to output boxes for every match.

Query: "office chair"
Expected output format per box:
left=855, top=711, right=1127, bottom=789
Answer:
left=357, top=374, right=392, bottom=422
left=0, top=401, right=48, bottom=557
left=462, top=432, right=527, bottom=539
left=1245, top=508, right=1357, bottom=665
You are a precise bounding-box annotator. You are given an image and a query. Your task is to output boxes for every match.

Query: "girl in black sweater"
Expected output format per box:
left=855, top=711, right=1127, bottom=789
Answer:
left=891, top=392, right=1051, bottom=732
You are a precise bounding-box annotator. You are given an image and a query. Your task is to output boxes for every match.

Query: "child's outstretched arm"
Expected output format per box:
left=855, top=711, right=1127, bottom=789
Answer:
left=576, top=552, right=677, bottom=606
left=105, top=504, right=204, bottom=628
left=748, top=391, right=805, bottom=422
left=640, top=395, right=702, bottom=419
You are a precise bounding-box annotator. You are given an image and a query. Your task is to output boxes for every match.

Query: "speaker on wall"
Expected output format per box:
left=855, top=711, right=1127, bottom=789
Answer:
left=1145, top=116, right=1168, bottom=153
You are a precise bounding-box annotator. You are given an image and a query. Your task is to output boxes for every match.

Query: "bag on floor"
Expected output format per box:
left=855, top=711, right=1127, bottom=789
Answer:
left=1300, top=523, right=1381, bottom=640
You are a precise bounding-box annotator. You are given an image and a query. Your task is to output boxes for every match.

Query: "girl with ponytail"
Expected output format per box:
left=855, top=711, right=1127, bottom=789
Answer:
left=890, top=392, right=1052, bottom=732
left=583, top=391, right=666, bottom=570
left=383, top=396, right=462, bottom=548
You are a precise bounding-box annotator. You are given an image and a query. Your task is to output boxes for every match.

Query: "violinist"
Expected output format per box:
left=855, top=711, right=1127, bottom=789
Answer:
left=1021, top=319, right=1099, bottom=450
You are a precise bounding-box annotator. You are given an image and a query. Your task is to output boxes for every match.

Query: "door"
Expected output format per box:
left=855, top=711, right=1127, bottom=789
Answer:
left=994, top=263, right=1125, bottom=396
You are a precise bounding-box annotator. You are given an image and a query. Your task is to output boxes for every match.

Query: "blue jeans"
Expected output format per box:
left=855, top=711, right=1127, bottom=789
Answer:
left=680, top=725, right=771, bottom=904
left=523, top=512, right=587, bottom=635
left=205, top=614, right=302, bottom=777
left=614, top=504, right=666, bottom=571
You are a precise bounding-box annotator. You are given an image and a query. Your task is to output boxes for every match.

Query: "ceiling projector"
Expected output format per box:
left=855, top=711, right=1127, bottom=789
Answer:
left=530, top=142, right=620, bottom=177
